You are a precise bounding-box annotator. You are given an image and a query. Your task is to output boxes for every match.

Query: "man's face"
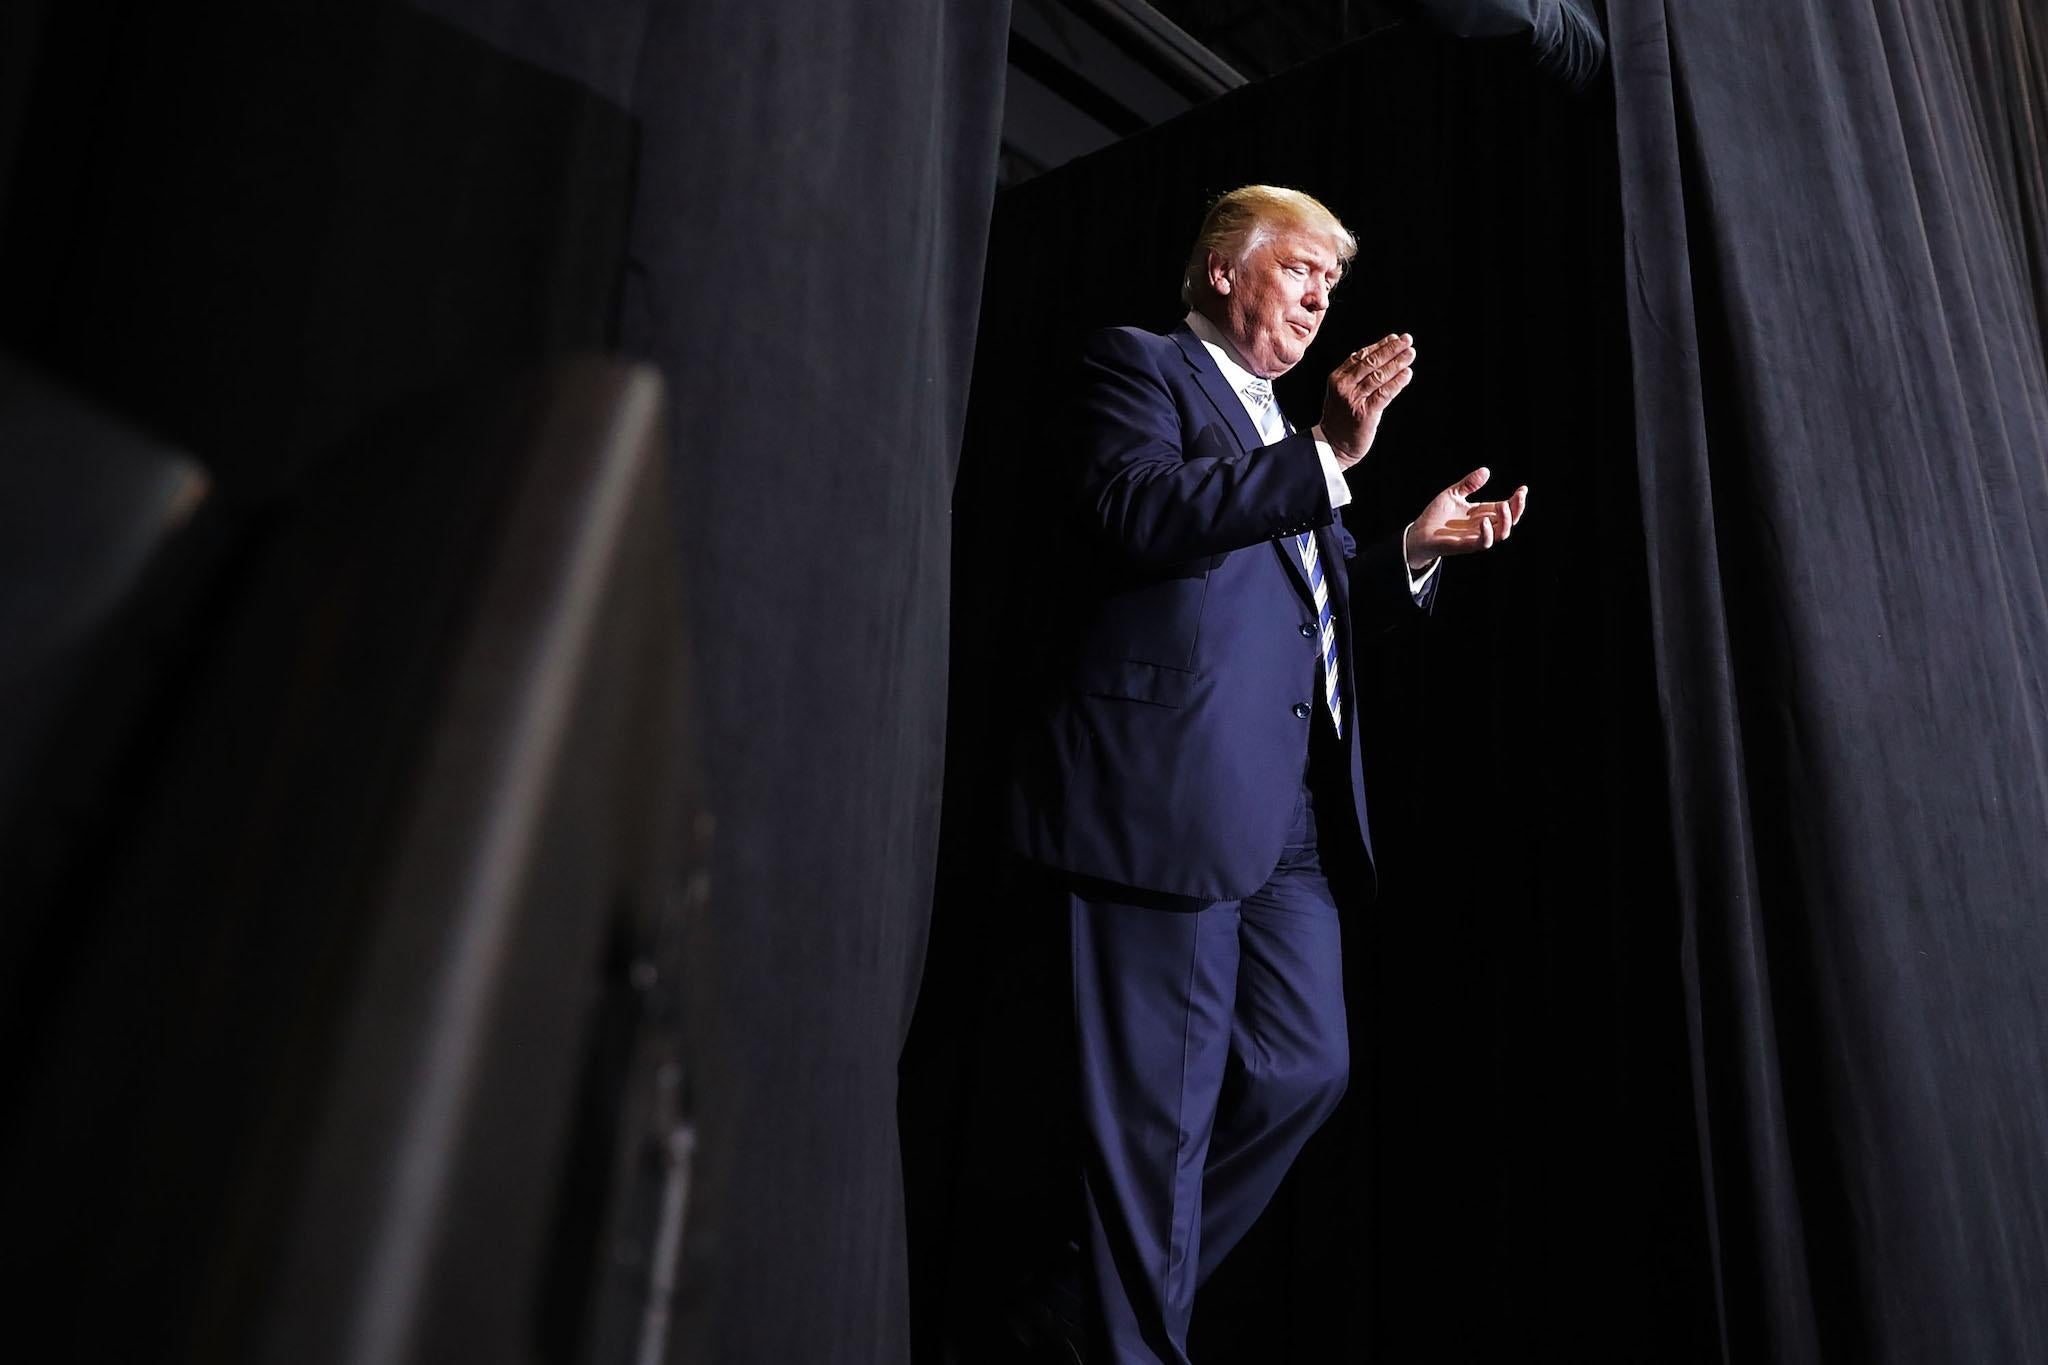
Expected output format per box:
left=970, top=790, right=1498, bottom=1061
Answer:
left=1208, top=229, right=1342, bottom=378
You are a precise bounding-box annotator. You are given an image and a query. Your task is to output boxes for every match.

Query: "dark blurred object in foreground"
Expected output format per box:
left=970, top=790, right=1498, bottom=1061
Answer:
left=0, top=360, right=706, bottom=1365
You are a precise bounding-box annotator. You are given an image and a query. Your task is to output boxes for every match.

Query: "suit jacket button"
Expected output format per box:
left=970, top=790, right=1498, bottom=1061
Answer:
left=1293, top=702, right=1312, bottom=719
left=1299, top=623, right=1315, bottom=637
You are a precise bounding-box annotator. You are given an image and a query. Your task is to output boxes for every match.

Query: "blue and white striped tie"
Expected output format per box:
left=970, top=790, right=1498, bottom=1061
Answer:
left=1243, top=378, right=1344, bottom=738
left=1295, top=530, right=1343, bottom=737
left=1242, top=376, right=1279, bottom=438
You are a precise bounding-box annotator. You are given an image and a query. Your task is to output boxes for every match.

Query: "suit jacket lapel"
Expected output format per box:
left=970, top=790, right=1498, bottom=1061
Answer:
left=1170, top=326, right=1266, bottom=457
left=1167, top=325, right=1322, bottom=603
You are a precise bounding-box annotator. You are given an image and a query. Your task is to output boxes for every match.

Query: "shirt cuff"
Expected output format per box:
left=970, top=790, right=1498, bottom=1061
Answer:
left=1402, top=521, right=1441, bottom=596
left=1309, top=424, right=1353, bottom=509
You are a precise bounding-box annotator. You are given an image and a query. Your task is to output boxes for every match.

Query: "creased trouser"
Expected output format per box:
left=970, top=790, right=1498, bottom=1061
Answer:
left=1068, top=776, right=1349, bottom=1365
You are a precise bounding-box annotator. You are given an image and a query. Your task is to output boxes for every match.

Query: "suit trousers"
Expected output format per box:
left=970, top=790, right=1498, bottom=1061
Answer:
left=1068, top=725, right=1352, bottom=1365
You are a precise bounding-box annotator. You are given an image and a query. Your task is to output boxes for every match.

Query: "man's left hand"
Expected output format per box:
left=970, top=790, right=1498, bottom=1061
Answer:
left=1405, top=467, right=1529, bottom=570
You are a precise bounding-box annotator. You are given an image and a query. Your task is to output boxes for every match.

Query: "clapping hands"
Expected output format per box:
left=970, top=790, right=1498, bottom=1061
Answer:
left=1404, top=467, right=1529, bottom=571
left=1319, top=332, right=1415, bottom=468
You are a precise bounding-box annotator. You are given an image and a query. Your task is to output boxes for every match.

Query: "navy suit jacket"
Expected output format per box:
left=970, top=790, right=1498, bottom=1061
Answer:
left=1008, top=323, right=1436, bottom=902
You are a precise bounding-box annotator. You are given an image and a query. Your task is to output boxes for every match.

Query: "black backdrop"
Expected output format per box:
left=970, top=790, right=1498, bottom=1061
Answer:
left=915, top=6, right=2048, bottom=1362
left=910, top=25, right=1715, bottom=1363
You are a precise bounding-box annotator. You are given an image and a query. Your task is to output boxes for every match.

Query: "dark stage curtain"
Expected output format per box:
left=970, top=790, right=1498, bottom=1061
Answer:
left=1611, top=2, right=2048, bottom=1361
left=621, top=4, right=1008, bottom=1363
left=911, top=24, right=1716, bottom=1362
left=3, top=3, right=1008, bottom=1362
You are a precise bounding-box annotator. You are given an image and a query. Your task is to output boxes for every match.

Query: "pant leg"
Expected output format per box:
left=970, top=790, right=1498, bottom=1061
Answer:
left=1196, top=783, right=1350, bottom=1288
left=1069, top=887, right=1241, bottom=1365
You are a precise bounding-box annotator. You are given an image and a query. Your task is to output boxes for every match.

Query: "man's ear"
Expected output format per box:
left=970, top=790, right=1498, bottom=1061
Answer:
left=1206, top=249, right=1233, bottom=297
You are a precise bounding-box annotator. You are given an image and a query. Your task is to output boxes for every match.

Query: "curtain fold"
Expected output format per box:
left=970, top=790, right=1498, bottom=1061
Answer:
left=1611, top=2, right=2048, bottom=1359
left=624, top=3, right=1010, bottom=1360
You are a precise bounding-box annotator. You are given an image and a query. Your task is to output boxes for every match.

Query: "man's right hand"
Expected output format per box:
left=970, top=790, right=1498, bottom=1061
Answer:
left=1319, top=332, right=1415, bottom=467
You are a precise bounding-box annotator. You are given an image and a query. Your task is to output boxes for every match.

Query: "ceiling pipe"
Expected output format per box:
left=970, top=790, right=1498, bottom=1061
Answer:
left=1067, top=0, right=1248, bottom=99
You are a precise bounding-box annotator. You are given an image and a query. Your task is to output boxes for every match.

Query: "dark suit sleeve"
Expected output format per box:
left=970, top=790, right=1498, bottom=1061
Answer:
left=1076, top=328, right=1333, bottom=568
left=1342, top=511, right=1440, bottom=628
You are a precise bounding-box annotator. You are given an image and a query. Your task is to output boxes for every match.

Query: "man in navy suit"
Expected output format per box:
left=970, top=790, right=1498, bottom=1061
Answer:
left=1007, top=185, right=1528, bottom=1363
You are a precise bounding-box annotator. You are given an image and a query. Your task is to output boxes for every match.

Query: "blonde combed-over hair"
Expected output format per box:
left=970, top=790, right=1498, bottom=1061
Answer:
left=1180, top=185, right=1358, bottom=309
